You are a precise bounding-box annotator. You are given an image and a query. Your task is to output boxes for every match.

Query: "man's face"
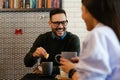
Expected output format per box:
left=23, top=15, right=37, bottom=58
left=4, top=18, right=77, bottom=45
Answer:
left=49, top=13, right=68, bottom=37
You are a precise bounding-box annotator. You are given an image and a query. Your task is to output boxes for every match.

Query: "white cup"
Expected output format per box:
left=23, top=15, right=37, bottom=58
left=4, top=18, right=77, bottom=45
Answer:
left=59, top=67, right=68, bottom=78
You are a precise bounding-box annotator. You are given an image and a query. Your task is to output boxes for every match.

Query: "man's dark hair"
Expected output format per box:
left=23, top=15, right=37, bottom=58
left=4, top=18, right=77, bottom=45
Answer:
left=50, top=8, right=67, bottom=20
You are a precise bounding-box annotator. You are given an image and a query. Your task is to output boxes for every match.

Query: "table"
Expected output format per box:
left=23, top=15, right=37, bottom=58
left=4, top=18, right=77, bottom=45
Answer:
left=20, top=73, right=71, bottom=80
left=56, top=75, right=71, bottom=80
left=20, top=73, right=56, bottom=80
left=57, top=77, right=71, bottom=80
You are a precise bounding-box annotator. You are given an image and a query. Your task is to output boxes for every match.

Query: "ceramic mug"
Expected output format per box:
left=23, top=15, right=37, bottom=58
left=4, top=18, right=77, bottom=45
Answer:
left=41, top=62, right=53, bottom=75
left=59, top=67, right=68, bottom=78
left=55, top=52, right=77, bottom=64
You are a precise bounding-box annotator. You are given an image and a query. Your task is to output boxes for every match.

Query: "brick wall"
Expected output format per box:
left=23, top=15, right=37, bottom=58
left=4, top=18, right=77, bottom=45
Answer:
left=63, top=0, right=88, bottom=49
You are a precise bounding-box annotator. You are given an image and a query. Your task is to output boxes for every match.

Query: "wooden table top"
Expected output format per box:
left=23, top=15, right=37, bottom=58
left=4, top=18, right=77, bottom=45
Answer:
left=56, top=75, right=71, bottom=80
left=57, top=78, right=71, bottom=80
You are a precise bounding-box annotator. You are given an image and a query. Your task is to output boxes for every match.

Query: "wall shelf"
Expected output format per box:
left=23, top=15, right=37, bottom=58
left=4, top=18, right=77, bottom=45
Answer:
left=0, top=8, right=57, bottom=12
left=0, top=0, right=62, bottom=12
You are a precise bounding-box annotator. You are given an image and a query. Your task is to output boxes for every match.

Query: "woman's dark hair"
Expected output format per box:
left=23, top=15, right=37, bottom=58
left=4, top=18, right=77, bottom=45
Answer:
left=82, top=0, right=120, bottom=42
left=50, top=8, right=67, bottom=20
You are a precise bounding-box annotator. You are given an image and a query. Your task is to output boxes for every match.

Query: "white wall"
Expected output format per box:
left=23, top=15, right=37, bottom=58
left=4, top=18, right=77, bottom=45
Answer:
left=62, top=0, right=88, bottom=48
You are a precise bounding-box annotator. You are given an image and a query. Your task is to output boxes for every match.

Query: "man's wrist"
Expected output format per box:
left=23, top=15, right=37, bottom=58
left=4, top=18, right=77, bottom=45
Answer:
left=68, top=68, right=77, bottom=78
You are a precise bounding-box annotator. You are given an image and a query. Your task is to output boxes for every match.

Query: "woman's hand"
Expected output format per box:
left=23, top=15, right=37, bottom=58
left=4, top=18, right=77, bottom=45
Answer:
left=71, top=57, right=79, bottom=63
left=60, top=58, right=76, bottom=73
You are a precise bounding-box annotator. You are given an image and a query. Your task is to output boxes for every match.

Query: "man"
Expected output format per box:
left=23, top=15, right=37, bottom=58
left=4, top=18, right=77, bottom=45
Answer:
left=24, top=8, right=80, bottom=75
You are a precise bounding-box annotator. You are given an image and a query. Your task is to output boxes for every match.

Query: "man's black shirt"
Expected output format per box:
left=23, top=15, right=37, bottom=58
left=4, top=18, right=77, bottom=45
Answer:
left=24, top=31, right=80, bottom=74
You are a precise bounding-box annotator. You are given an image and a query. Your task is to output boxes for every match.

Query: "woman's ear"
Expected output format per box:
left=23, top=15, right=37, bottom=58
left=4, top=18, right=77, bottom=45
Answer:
left=48, top=20, right=51, bottom=26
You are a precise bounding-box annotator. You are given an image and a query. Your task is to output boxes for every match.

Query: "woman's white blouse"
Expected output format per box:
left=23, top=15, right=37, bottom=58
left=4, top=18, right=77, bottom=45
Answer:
left=75, top=23, right=120, bottom=80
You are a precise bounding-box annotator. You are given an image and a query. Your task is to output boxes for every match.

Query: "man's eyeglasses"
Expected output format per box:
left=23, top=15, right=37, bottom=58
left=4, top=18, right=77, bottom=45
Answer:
left=51, top=20, right=68, bottom=26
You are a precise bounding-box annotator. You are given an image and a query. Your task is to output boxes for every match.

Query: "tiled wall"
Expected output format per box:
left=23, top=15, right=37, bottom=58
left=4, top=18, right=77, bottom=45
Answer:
left=0, top=12, right=50, bottom=79
left=63, top=0, right=88, bottom=49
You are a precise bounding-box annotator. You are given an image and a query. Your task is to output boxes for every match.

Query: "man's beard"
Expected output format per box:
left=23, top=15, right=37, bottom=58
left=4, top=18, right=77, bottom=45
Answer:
left=52, top=27, right=66, bottom=37
left=55, top=27, right=66, bottom=32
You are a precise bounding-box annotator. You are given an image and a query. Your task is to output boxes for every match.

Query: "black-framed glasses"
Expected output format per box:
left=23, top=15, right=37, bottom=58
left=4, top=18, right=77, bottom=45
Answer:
left=51, top=20, right=68, bottom=26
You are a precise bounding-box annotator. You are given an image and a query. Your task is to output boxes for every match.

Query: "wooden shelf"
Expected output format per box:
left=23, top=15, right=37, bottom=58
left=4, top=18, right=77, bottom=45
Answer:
left=0, top=0, right=62, bottom=12
left=0, top=8, right=57, bottom=12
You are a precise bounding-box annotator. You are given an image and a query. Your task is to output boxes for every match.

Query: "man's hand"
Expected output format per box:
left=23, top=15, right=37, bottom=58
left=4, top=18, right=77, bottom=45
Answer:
left=33, top=66, right=42, bottom=74
left=33, top=47, right=48, bottom=58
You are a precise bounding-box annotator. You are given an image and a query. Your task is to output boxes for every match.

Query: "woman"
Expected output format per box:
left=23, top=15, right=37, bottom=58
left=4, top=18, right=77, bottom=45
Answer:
left=60, top=0, right=120, bottom=80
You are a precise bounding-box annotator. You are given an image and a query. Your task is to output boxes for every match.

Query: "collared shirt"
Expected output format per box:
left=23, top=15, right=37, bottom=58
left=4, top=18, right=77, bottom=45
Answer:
left=52, top=31, right=67, bottom=40
left=75, top=23, right=120, bottom=80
